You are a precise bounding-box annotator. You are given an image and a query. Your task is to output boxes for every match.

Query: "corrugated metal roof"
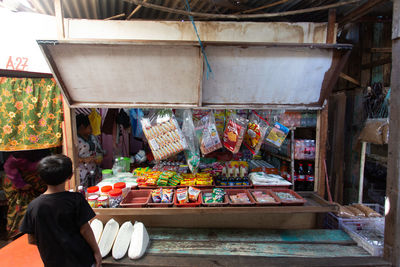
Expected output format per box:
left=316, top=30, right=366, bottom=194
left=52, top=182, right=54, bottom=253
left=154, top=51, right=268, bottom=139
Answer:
left=5, top=0, right=392, bottom=22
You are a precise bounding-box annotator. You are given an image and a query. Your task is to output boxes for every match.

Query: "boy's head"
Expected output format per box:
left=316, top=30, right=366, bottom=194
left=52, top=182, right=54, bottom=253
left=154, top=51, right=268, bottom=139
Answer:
left=37, top=155, right=73, bottom=186
left=76, top=114, right=92, bottom=137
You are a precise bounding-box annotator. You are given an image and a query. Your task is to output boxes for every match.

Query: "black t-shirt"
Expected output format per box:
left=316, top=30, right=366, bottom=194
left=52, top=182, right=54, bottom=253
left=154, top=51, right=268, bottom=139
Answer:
left=20, top=192, right=96, bottom=267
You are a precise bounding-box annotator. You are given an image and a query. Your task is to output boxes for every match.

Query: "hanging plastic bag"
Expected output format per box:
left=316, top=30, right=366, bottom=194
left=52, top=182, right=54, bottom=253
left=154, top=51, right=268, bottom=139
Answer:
left=243, top=111, right=269, bottom=155
left=141, top=109, right=187, bottom=161
left=195, top=111, right=222, bottom=155
left=88, top=108, right=102, bottom=136
left=265, top=121, right=289, bottom=148
left=182, top=110, right=200, bottom=174
left=223, top=113, right=248, bottom=154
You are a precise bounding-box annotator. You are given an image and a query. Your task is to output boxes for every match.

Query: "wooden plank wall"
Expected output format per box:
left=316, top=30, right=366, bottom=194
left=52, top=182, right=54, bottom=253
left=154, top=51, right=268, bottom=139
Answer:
left=329, top=20, right=392, bottom=204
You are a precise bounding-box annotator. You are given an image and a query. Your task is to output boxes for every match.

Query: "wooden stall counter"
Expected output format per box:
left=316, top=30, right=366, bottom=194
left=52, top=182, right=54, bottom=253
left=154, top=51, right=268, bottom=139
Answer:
left=94, top=192, right=338, bottom=229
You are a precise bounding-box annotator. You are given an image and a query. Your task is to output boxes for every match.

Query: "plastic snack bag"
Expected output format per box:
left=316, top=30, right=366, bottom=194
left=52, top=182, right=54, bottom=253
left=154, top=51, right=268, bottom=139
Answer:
left=188, top=186, right=201, bottom=202
left=182, top=110, right=200, bottom=174
left=223, top=114, right=248, bottom=154
left=243, top=111, right=269, bottom=155
left=265, top=122, right=289, bottom=148
left=214, top=110, right=226, bottom=140
left=141, top=110, right=188, bottom=161
left=195, top=111, right=222, bottom=155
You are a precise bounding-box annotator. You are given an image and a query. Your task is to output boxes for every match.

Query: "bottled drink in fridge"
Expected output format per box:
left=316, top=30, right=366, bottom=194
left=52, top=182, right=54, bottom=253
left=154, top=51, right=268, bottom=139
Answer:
left=295, top=163, right=305, bottom=191
left=306, top=163, right=314, bottom=191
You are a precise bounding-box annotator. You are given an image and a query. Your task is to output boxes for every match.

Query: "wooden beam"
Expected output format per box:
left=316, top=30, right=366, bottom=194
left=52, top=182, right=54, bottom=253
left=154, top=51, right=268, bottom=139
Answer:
left=361, top=57, right=392, bottom=69
left=338, top=0, right=389, bottom=26
left=371, top=47, right=392, bottom=53
left=384, top=1, right=400, bottom=264
left=127, top=0, right=147, bottom=20
left=326, top=9, right=336, bottom=44
left=235, top=0, right=289, bottom=15
left=339, top=72, right=361, bottom=86
left=54, top=0, right=65, bottom=39
left=104, top=13, right=125, bottom=20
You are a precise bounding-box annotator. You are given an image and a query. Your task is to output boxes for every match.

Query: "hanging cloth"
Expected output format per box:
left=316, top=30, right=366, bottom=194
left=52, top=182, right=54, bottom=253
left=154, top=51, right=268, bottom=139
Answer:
left=0, top=77, right=63, bottom=151
left=88, top=108, right=101, bottom=136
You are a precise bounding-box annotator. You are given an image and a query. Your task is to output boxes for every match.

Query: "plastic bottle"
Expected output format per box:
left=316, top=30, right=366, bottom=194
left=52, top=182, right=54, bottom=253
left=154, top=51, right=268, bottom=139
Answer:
left=100, top=185, right=112, bottom=197
left=109, top=189, right=123, bottom=208
left=87, top=170, right=96, bottom=187
left=78, top=185, right=85, bottom=197
left=86, top=186, right=99, bottom=199
left=296, top=163, right=305, bottom=191
left=306, top=163, right=314, bottom=191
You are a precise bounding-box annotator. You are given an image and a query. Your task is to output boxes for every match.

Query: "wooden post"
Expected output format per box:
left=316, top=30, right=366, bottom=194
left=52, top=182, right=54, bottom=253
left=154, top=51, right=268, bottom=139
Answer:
left=327, top=9, right=336, bottom=44
left=358, top=142, right=367, bottom=203
left=62, top=98, right=78, bottom=190
left=384, top=0, right=400, bottom=264
left=54, top=0, right=65, bottom=39
left=316, top=106, right=328, bottom=198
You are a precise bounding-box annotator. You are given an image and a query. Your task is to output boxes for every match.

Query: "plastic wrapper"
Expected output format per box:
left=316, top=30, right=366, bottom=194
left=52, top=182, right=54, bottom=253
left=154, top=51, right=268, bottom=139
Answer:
left=161, top=189, right=174, bottom=203
left=335, top=205, right=356, bottom=218
left=214, top=110, right=226, bottom=140
left=346, top=205, right=366, bottom=217
left=359, top=118, right=389, bottom=145
left=203, top=193, right=214, bottom=203
left=352, top=204, right=381, bottom=218
left=243, top=111, right=268, bottom=155
left=195, top=111, right=223, bottom=155
left=151, top=189, right=162, bottom=203
left=212, top=188, right=225, bottom=202
left=141, top=110, right=188, bottom=161
left=229, top=193, right=251, bottom=204
left=177, top=188, right=188, bottom=204
left=182, top=110, right=200, bottom=174
left=265, top=122, right=289, bottom=148
left=223, top=114, right=248, bottom=154
left=188, top=186, right=201, bottom=202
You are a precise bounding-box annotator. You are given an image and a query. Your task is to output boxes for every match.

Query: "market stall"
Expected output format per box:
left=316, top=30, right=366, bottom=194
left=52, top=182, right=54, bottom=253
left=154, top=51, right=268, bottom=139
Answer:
left=37, top=39, right=351, bottom=226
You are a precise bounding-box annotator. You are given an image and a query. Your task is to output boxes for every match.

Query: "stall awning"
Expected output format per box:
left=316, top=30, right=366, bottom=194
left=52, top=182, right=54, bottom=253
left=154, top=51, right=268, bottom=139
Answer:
left=38, top=40, right=351, bottom=109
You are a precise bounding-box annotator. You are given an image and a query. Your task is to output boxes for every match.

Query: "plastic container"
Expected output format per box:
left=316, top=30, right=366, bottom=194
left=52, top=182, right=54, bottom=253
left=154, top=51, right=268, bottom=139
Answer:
left=201, top=189, right=229, bottom=207
left=147, top=189, right=175, bottom=208
left=341, top=220, right=384, bottom=256
left=248, top=189, right=281, bottom=206
left=324, top=204, right=384, bottom=230
left=271, top=189, right=306, bottom=205
left=102, top=169, right=113, bottom=179
left=86, top=186, right=99, bottom=198
left=226, top=189, right=256, bottom=206
left=100, top=185, right=112, bottom=196
left=96, top=196, right=109, bottom=208
left=108, top=189, right=123, bottom=208
left=87, top=195, right=98, bottom=208
left=120, top=190, right=151, bottom=208
left=174, top=191, right=202, bottom=207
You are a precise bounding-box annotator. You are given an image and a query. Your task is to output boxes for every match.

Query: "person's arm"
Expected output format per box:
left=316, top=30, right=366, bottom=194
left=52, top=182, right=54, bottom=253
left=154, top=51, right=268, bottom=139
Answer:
left=27, top=234, right=36, bottom=245
left=80, top=222, right=102, bottom=267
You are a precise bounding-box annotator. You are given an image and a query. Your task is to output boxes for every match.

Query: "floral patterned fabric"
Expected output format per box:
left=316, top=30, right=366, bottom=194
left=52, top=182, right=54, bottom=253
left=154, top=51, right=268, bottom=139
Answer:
left=0, top=77, right=63, bottom=151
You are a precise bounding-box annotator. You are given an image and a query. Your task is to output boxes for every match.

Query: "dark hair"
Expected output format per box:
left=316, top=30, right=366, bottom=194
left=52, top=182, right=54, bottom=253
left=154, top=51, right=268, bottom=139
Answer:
left=76, top=114, right=90, bottom=129
left=37, top=155, right=73, bottom=186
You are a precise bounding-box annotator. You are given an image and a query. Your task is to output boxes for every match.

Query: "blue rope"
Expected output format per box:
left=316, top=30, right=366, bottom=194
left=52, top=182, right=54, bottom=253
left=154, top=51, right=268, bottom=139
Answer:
left=183, top=0, right=212, bottom=79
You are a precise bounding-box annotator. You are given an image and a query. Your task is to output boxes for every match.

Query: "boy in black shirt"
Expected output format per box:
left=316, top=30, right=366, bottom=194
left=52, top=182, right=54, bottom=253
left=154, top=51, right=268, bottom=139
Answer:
left=20, top=155, right=102, bottom=267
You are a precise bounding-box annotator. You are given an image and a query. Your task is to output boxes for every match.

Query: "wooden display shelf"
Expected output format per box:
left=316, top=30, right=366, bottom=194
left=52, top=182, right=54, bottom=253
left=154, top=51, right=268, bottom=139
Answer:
left=94, top=192, right=336, bottom=216
left=94, top=192, right=336, bottom=229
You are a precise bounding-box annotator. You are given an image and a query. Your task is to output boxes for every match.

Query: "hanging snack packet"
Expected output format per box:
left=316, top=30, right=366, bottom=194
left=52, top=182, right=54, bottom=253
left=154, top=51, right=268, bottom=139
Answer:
left=223, top=114, right=248, bottom=154
left=141, top=110, right=188, bottom=161
left=188, top=186, right=201, bottom=202
left=265, top=121, right=289, bottom=148
left=214, top=110, right=226, bottom=140
left=177, top=188, right=188, bottom=204
left=195, top=111, right=222, bottom=155
left=243, top=111, right=268, bottom=155
left=182, top=110, right=201, bottom=174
